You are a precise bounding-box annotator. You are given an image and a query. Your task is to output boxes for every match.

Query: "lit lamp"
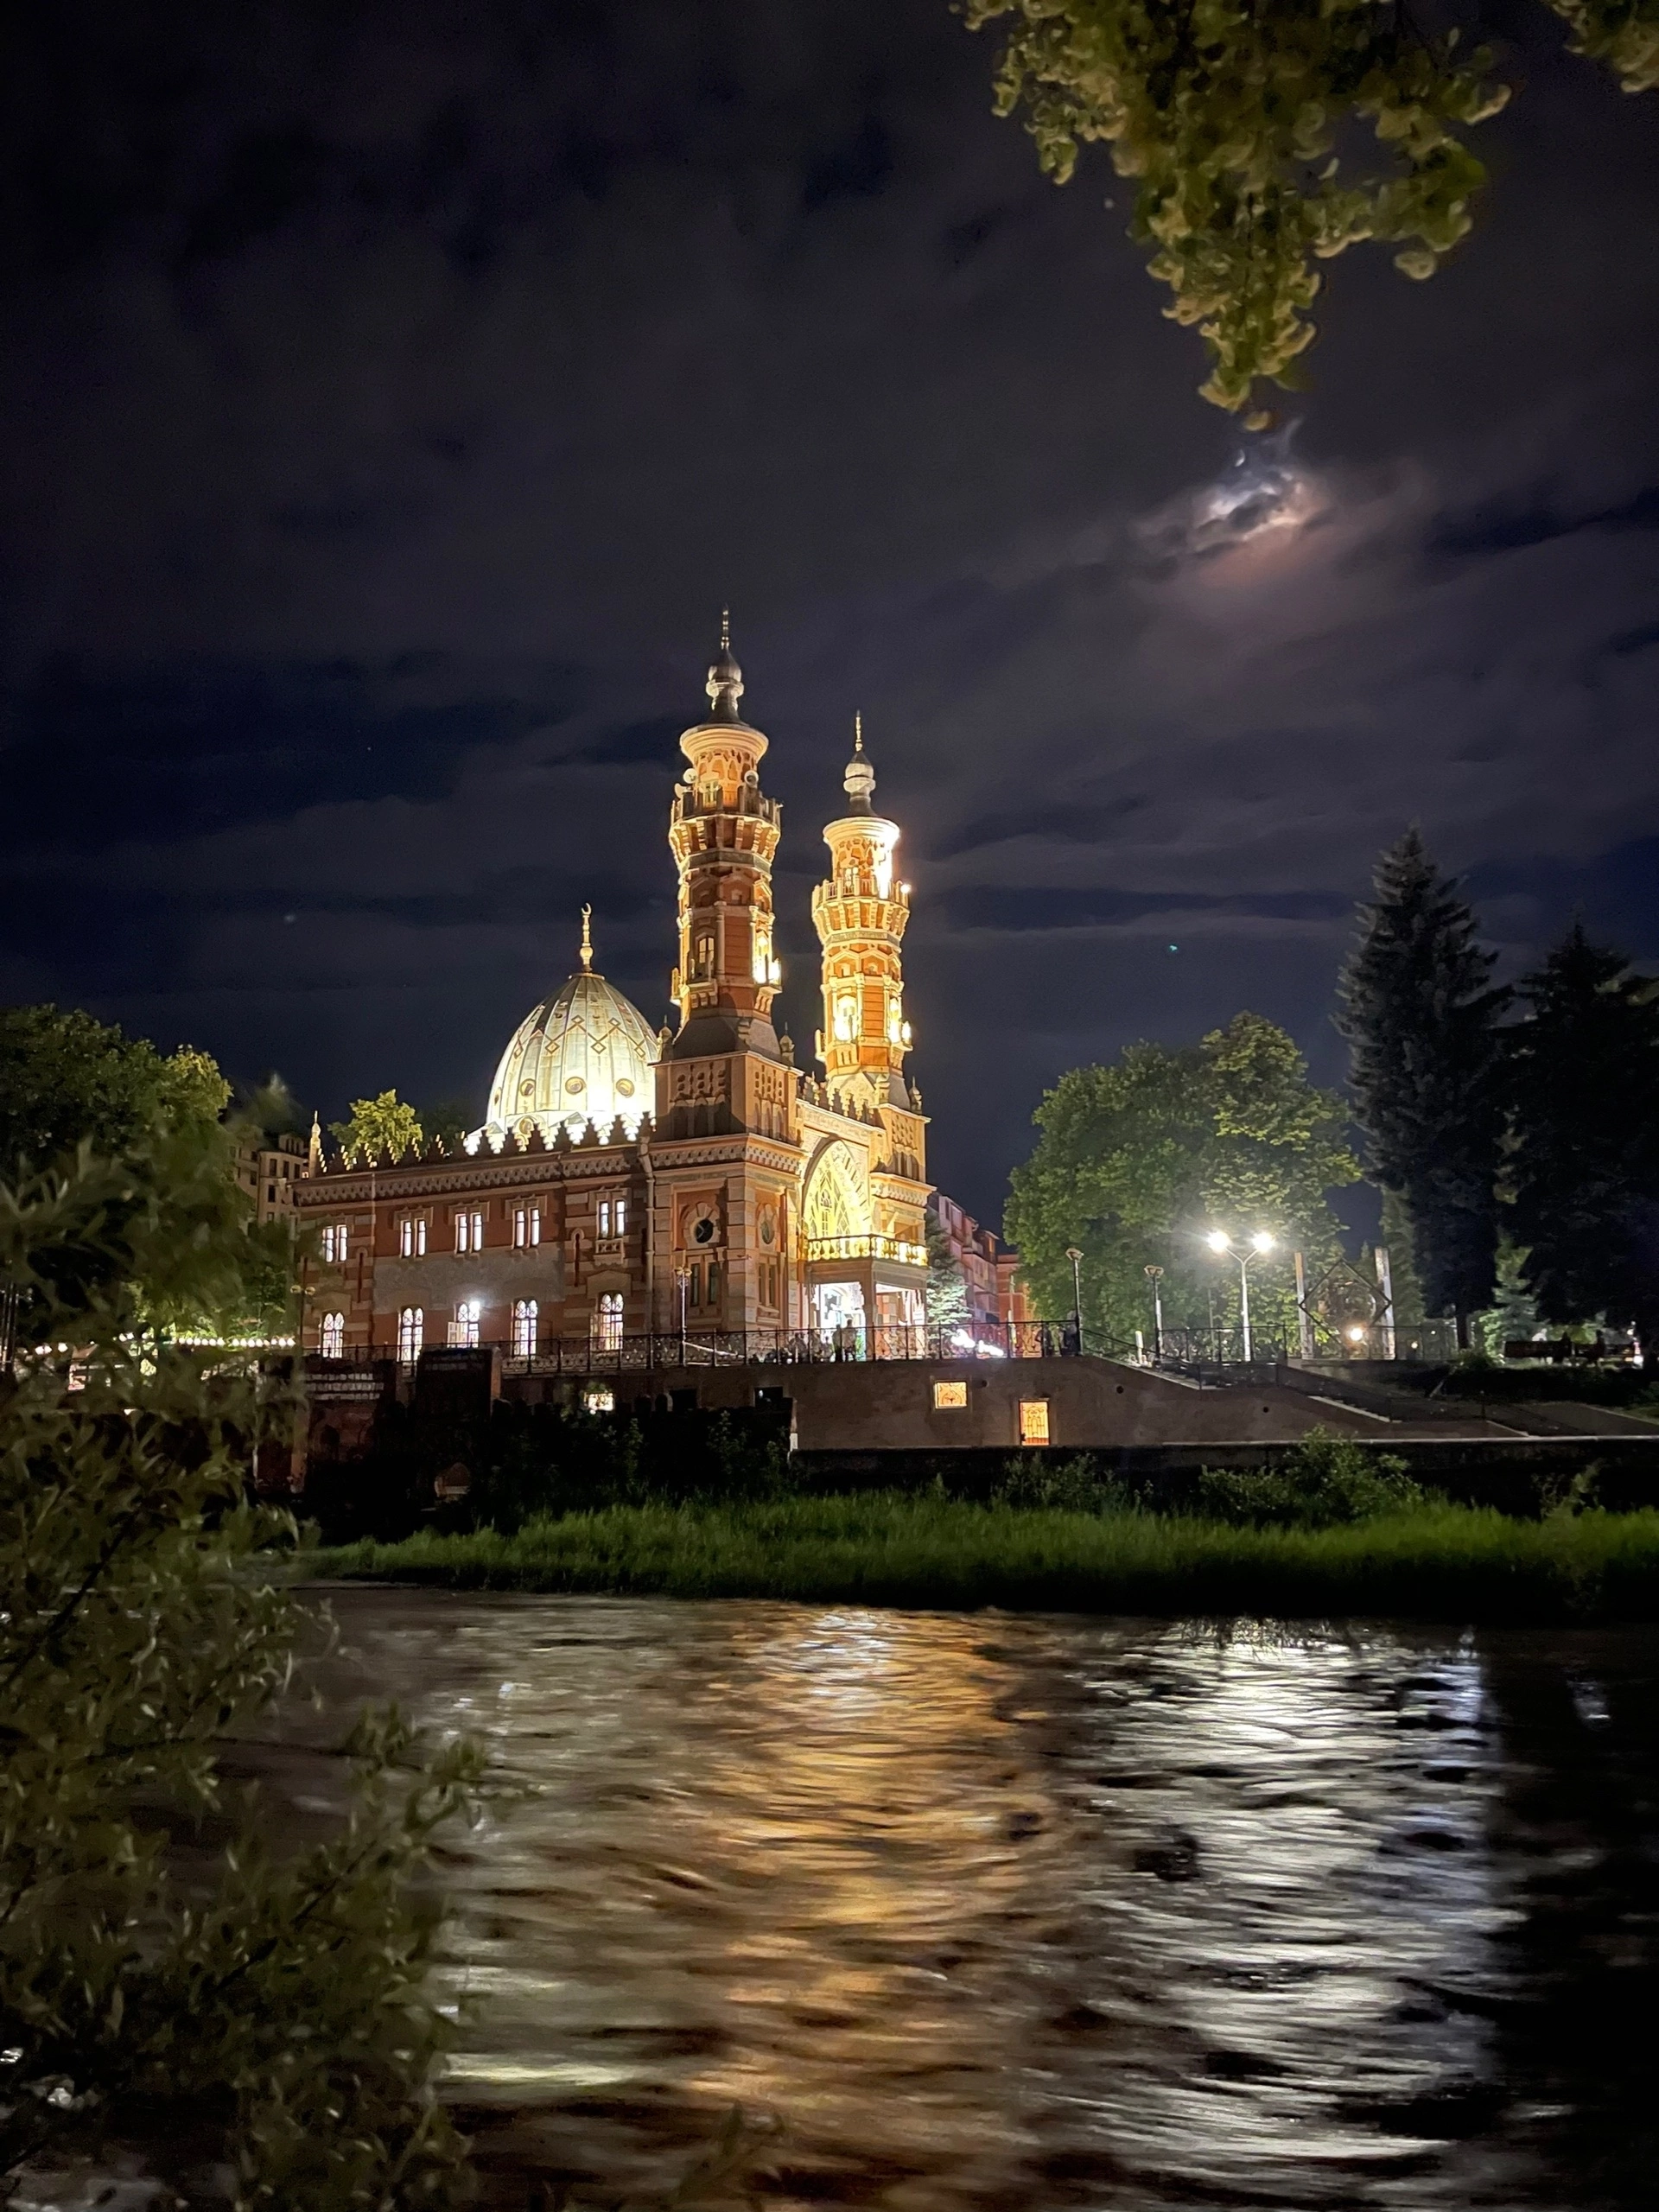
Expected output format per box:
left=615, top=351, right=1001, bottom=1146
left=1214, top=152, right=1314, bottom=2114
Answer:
left=1205, top=1229, right=1274, bottom=1365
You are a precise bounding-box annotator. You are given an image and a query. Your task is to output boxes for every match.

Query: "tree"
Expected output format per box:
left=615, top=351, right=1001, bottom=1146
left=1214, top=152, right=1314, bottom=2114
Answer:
left=1006, top=1012, right=1357, bottom=1346
left=0, top=1005, right=228, bottom=1178
left=1, top=1111, right=480, bottom=2206
left=417, top=1098, right=474, bottom=1155
left=330, top=1089, right=423, bottom=1165
left=1507, top=922, right=1659, bottom=1344
left=925, top=1208, right=972, bottom=1338
left=963, top=0, right=1659, bottom=420
left=1337, top=830, right=1510, bottom=1344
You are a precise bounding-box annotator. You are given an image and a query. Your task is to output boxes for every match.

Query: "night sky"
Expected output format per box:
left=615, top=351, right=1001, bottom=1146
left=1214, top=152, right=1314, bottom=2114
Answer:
left=3, top=0, right=1656, bottom=1226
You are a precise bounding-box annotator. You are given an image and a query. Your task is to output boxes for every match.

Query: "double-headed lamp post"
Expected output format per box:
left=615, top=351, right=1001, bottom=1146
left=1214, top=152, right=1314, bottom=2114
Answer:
left=1065, top=1247, right=1084, bottom=1354
left=1205, top=1229, right=1274, bottom=1364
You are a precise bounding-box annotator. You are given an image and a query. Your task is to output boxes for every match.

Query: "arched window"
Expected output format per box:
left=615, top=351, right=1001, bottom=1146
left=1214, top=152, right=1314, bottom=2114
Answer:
left=450, top=1300, right=481, bottom=1349
left=320, top=1312, right=345, bottom=1359
left=594, top=1292, right=624, bottom=1352
left=512, top=1299, right=537, bottom=1357
left=397, top=1307, right=423, bottom=1363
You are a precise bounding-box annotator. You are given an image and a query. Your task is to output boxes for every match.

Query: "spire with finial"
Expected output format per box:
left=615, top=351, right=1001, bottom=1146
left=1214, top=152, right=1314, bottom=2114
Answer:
left=705, top=608, right=744, bottom=723
left=842, top=709, right=875, bottom=812
left=307, top=1109, right=321, bottom=1176
left=579, top=903, right=594, bottom=971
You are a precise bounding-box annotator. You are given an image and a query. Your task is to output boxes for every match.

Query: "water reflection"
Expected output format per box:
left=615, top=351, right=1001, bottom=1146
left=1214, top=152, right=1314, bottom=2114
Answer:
left=270, top=1594, right=1659, bottom=2209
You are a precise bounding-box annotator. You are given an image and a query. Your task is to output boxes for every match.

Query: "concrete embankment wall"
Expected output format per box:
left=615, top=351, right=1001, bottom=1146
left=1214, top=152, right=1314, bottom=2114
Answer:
left=505, top=1354, right=1398, bottom=1451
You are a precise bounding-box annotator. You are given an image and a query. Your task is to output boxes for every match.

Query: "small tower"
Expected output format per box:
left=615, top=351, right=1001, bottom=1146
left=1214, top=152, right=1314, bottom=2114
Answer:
left=664, top=613, right=785, bottom=1058
left=652, top=619, right=802, bottom=1337
left=812, top=715, right=913, bottom=1110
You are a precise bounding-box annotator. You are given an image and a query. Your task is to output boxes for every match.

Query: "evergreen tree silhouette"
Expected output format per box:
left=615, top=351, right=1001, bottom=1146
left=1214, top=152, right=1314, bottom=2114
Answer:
left=1337, top=830, right=1509, bottom=1344
left=1509, top=921, right=1659, bottom=1346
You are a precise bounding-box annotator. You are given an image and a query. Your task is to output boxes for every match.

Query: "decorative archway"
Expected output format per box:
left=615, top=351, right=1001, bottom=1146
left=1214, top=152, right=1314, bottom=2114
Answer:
left=802, top=1139, right=870, bottom=1251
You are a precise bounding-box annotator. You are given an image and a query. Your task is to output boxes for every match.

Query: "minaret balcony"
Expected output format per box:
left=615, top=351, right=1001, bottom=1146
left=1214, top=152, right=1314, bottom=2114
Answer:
left=805, top=1231, right=927, bottom=1268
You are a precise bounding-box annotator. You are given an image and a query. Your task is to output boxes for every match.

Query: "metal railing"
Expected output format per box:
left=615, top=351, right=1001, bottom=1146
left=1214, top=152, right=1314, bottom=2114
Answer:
left=305, top=1320, right=1130, bottom=1375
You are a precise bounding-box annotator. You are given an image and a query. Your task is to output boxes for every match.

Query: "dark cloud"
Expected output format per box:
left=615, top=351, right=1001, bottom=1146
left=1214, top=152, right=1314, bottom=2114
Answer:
left=2, top=0, right=1657, bottom=1220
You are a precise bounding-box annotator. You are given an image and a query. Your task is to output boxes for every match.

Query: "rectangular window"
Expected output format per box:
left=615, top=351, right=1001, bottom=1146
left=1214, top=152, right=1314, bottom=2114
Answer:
left=613, top=1196, right=626, bottom=1236
left=932, top=1380, right=968, bottom=1410
left=689, top=1262, right=702, bottom=1307
left=1018, top=1399, right=1051, bottom=1446
left=321, top=1224, right=349, bottom=1264
left=455, top=1209, right=485, bottom=1254
left=597, top=1198, right=612, bottom=1237
left=513, top=1205, right=543, bottom=1249
left=584, top=1385, right=615, bottom=1414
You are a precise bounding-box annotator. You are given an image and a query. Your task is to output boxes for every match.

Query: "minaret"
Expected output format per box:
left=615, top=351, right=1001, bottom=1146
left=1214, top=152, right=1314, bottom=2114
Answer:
left=812, top=714, right=913, bottom=1109
left=665, top=613, right=785, bottom=1059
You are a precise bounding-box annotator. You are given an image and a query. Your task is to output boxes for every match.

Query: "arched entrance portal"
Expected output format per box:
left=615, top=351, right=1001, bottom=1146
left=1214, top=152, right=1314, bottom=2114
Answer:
left=802, top=1139, right=873, bottom=1351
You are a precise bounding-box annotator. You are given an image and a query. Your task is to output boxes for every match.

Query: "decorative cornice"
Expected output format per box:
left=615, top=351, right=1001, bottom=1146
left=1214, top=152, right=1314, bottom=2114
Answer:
left=296, top=1147, right=640, bottom=1205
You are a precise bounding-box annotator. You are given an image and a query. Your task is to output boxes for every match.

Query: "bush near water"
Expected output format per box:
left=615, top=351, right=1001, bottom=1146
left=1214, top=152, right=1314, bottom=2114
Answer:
left=321, top=1431, right=1659, bottom=1626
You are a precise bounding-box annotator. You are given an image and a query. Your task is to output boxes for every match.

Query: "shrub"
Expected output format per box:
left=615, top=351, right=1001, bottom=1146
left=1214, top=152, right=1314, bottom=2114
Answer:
left=1196, top=1428, right=1423, bottom=1529
left=993, top=1453, right=1137, bottom=1514
left=1, top=1115, right=481, bottom=2207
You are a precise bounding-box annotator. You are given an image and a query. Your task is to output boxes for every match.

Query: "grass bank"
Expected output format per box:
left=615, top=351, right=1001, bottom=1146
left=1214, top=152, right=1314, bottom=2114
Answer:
left=316, top=1494, right=1659, bottom=1624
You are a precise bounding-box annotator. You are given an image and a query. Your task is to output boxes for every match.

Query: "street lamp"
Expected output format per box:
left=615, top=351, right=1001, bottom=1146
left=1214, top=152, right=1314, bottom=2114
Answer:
left=1205, top=1229, right=1274, bottom=1364
left=1144, top=1264, right=1165, bottom=1363
left=1065, top=1247, right=1084, bottom=1355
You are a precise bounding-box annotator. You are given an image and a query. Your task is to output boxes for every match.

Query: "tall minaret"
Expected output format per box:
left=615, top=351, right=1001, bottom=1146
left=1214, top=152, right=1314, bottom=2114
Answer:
left=812, top=714, right=913, bottom=1109
left=665, top=614, right=785, bottom=1058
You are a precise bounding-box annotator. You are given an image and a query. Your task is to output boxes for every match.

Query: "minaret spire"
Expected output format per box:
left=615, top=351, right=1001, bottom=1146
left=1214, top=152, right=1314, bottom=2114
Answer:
left=842, top=711, right=875, bottom=814
left=579, top=903, right=594, bottom=971
left=706, top=611, right=744, bottom=723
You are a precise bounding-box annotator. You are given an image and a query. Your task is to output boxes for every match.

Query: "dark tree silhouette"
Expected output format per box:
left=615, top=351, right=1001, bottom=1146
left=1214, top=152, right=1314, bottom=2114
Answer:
left=1337, top=830, right=1509, bottom=1344
left=1509, top=922, right=1659, bottom=1345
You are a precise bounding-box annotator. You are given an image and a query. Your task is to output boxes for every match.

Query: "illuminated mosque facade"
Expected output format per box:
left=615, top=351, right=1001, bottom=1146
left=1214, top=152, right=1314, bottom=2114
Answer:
left=296, top=628, right=961, bottom=1359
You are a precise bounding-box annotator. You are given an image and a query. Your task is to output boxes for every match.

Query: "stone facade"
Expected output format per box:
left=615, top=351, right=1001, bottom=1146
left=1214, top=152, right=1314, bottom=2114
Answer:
left=296, top=631, right=939, bottom=1358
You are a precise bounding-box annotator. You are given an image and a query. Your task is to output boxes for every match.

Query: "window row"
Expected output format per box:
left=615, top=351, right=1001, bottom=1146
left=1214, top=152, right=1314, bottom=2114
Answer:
left=385, top=1295, right=626, bottom=1362
left=389, top=1198, right=624, bottom=1255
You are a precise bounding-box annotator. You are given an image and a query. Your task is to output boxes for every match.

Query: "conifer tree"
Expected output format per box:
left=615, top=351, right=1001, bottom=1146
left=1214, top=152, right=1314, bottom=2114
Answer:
left=1508, top=923, right=1659, bottom=1345
left=1336, top=830, right=1509, bottom=1344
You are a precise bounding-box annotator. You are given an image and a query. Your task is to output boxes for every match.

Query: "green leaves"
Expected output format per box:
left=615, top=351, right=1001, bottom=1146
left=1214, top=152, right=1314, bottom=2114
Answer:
left=330, top=1090, right=424, bottom=1166
left=963, top=0, right=1656, bottom=416
left=0, top=1129, right=480, bottom=2208
left=1005, top=1012, right=1357, bottom=1344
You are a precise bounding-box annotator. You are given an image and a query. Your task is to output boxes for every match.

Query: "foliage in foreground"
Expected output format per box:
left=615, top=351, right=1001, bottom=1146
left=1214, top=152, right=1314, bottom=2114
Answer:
left=0, top=1122, right=480, bottom=2209
left=320, top=1488, right=1659, bottom=1627
left=964, top=0, right=1659, bottom=416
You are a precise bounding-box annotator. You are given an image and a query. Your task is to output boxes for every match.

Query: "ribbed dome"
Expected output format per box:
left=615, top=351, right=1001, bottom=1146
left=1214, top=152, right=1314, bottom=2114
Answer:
left=477, top=949, right=658, bottom=1147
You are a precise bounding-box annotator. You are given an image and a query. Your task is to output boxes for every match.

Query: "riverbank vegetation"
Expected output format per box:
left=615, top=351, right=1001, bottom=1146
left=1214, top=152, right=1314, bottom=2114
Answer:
left=320, top=1489, right=1659, bottom=1626
left=1, top=1110, right=481, bottom=2208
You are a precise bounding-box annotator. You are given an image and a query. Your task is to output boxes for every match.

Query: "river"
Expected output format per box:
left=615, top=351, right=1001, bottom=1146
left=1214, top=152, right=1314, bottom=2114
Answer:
left=263, top=1589, right=1657, bottom=2210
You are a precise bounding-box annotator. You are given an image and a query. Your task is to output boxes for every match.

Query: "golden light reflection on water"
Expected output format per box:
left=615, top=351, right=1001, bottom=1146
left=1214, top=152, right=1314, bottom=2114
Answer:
left=270, top=1594, right=1656, bottom=2211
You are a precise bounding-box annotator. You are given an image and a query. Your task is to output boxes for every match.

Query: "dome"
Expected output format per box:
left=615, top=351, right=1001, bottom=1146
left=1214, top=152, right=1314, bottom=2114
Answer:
left=475, top=917, right=658, bottom=1147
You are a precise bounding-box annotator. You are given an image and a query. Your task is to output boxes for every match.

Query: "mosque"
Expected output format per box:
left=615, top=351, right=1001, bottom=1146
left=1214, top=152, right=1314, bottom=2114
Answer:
left=296, top=626, right=1015, bottom=1362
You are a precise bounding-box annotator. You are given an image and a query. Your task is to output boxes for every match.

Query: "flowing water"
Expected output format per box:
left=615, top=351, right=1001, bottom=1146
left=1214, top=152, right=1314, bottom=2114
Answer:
left=263, top=1591, right=1658, bottom=2210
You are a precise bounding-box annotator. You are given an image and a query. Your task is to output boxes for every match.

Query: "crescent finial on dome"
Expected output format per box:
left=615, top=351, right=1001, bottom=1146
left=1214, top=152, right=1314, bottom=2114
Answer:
left=580, top=903, right=594, bottom=970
